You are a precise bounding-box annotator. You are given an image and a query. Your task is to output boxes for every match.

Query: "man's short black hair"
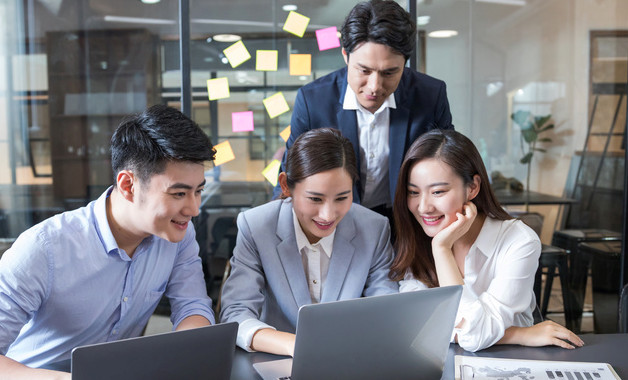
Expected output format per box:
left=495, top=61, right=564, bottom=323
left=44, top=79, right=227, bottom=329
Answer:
left=341, top=0, right=416, bottom=61
left=111, top=104, right=215, bottom=184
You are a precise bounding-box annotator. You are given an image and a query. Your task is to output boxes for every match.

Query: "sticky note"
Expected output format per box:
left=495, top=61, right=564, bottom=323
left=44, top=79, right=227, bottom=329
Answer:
left=232, top=111, right=255, bottom=133
left=263, top=92, right=290, bottom=119
left=279, top=125, right=291, bottom=142
left=315, top=27, right=341, bottom=51
left=256, top=50, right=278, bottom=71
left=213, top=141, right=236, bottom=166
left=262, top=159, right=281, bottom=187
left=223, top=40, right=251, bottom=68
left=289, top=54, right=311, bottom=76
left=206, top=77, right=230, bottom=101
left=283, top=11, right=310, bottom=37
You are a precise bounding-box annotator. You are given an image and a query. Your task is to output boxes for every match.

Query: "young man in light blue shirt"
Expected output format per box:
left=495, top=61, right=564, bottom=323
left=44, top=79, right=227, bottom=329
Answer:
left=0, top=105, right=216, bottom=379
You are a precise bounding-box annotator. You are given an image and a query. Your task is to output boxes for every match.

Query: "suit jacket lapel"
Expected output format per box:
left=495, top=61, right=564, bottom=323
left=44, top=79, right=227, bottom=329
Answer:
left=321, top=214, right=357, bottom=302
left=336, top=75, right=362, bottom=203
left=276, top=201, right=312, bottom=308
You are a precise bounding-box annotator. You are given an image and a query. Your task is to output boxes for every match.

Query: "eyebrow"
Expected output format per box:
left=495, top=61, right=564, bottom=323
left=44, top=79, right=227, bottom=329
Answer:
left=168, top=179, right=206, bottom=191
left=407, top=182, right=449, bottom=188
left=306, top=190, right=352, bottom=196
left=356, top=63, right=401, bottom=73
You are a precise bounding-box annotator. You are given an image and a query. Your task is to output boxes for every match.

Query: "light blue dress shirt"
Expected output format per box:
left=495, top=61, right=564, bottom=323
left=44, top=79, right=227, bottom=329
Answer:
left=0, top=187, right=215, bottom=367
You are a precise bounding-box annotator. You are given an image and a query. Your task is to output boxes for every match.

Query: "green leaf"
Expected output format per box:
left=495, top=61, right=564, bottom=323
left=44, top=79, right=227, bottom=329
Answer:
left=520, top=152, right=534, bottom=164
left=535, top=115, right=552, bottom=128
left=521, top=128, right=538, bottom=143
left=533, top=148, right=547, bottom=153
left=511, top=110, right=531, bottom=127
left=538, top=137, right=552, bottom=143
left=539, top=124, right=555, bottom=132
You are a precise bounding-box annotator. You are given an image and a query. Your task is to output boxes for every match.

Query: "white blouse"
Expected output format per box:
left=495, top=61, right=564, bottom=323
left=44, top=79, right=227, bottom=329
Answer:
left=399, top=217, right=541, bottom=352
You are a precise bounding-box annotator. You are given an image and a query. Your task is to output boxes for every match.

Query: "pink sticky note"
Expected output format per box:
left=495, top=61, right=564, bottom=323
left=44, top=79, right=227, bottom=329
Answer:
left=232, top=111, right=254, bottom=132
left=315, top=27, right=341, bottom=51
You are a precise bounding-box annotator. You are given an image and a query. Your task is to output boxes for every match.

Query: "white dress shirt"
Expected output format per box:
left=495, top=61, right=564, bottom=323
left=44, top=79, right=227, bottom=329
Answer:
left=343, top=85, right=395, bottom=208
left=236, top=210, right=335, bottom=351
left=399, top=217, right=541, bottom=352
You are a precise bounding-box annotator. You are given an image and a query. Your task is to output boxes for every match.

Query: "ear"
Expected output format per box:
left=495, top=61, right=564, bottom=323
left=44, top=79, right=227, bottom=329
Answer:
left=278, top=172, right=291, bottom=198
left=116, top=170, right=136, bottom=202
left=467, top=174, right=481, bottom=201
left=342, top=48, right=349, bottom=65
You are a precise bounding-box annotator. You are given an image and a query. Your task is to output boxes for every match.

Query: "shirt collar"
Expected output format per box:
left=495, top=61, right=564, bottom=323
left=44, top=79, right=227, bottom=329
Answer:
left=471, top=216, right=498, bottom=258
left=94, top=186, right=127, bottom=258
left=342, top=85, right=396, bottom=113
left=292, top=208, right=334, bottom=258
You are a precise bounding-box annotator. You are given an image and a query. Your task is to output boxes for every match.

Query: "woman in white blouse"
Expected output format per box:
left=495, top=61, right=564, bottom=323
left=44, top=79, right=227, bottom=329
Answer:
left=389, top=129, right=583, bottom=352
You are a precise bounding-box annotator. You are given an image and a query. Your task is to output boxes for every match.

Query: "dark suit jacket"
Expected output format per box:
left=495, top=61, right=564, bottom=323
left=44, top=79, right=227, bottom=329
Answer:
left=273, top=67, right=454, bottom=204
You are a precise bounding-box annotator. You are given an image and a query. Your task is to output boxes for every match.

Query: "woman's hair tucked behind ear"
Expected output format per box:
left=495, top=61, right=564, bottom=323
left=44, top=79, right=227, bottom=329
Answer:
left=389, top=129, right=511, bottom=286
left=282, top=128, right=358, bottom=198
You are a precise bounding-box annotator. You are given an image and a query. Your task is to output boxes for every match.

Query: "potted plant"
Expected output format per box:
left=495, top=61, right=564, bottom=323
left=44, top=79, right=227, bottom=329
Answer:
left=510, top=110, right=554, bottom=211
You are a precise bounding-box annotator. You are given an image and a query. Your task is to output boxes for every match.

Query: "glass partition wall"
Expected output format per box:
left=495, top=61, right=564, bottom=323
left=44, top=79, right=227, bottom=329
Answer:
left=1, top=0, right=627, bottom=331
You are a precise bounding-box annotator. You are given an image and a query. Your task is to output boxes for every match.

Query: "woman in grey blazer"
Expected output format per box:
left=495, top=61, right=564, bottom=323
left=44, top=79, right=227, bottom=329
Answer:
left=219, top=128, right=398, bottom=356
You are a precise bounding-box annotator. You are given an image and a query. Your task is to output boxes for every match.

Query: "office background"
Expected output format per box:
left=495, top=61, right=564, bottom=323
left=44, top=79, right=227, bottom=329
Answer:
left=0, top=0, right=626, bottom=332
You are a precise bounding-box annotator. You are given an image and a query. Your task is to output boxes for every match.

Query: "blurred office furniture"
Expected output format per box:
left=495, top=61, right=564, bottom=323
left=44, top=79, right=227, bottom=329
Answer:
left=579, top=241, right=622, bottom=333
left=46, top=29, right=159, bottom=200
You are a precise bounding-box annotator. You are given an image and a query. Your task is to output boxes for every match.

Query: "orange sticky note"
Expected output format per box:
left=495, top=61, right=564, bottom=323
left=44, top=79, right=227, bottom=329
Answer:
left=206, top=77, right=230, bottom=101
left=289, top=54, right=311, bottom=76
left=213, top=141, right=236, bottom=166
left=223, top=40, right=251, bottom=68
left=263, top=92, right=290, bottom=119
left=256, top=50, right=278, bottom=71
left=280, top=125, right=291, bottom=142
left=283, top=11, right=310, bottom=37
left=262, top=159, right=281, bottom=187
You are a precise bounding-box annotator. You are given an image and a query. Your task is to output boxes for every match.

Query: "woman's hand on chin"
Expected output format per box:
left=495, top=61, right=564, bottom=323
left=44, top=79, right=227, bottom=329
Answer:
left=431, top=201, right=478, bottom=251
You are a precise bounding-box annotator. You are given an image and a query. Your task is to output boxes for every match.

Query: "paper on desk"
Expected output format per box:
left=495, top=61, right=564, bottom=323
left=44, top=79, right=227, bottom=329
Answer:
left=455, top=355, right=620, bottom=380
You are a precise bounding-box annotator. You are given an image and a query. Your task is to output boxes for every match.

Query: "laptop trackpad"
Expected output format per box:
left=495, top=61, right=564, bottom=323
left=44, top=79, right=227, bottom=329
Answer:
left=253, top=358, right=293, bottom=380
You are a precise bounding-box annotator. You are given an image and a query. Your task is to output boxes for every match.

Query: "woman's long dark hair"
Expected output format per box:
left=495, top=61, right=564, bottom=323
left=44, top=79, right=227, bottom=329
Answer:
left=389, top=129, right=511, bottom=287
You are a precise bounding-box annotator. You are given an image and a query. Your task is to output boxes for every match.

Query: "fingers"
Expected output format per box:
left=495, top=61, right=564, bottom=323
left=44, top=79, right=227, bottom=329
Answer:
left=540, top=320, right=584, bottom=349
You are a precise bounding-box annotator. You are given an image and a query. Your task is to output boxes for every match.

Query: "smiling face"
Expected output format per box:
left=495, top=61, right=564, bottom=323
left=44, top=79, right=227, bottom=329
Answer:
left=283, top=167, right=353, bottom=244
left=406, top=158, right=479, bottom=238
left=343, top=42, right=405, bottom=113
left=131, top=160, right=206, bottom=243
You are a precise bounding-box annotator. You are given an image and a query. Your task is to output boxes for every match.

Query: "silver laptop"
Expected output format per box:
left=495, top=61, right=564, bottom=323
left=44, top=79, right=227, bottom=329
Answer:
left=71, top=322, right=237, bottom=380
left=253, top=285, right=462, bottom=380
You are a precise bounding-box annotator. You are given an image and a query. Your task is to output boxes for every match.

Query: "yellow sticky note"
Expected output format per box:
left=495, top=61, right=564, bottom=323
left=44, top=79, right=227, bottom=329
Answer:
left=283, top=11, right=310, bottom=37
left=280, top=125, right=291, bottom=142
left=206, top=77, right=230, bottom=101
left=223, top=40, right=251, bottom=68
left=289, top=54, right=311, bottom=76
left=256, top=50, right=278, bottom=71
left=213, top=141, right=235, bottom=166
left=263, top=92, right=290, bottom=119
left=262, top=159, right=281, bottom=187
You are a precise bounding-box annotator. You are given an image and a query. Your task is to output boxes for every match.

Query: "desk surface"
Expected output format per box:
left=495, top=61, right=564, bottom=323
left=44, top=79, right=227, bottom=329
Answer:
left=494, top=188, right=576, bottom=206
left=232, top=334, right=628, bottom=379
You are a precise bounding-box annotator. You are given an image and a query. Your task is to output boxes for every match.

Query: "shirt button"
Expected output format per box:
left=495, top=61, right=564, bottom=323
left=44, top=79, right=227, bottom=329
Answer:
left=123, top=297, right=128, bottom=302
left=370, top=123, right=375, bottom=129
left=112, top=330, right=118, bottom=335
left=369, top=152, right=375, bottom=159
left=313, top=280, right=318, bottom=284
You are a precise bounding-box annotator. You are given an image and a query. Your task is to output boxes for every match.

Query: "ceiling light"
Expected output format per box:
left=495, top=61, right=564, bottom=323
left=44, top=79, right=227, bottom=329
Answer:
left=282, top=4, right=298, bottom=11
left=140, top=0, right=161, bottom=4
left=417, top=15, right=430, bottom=26
left=213, top=34, right=242, bottom=43
left=476, top=0, right=526, bottom=5
left=428, top=30, right=458, bottom=38
left=104, top=15, right=175, bottom=25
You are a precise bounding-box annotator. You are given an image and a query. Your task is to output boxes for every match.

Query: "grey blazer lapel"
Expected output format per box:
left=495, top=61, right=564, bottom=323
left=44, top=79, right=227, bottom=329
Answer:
left=321, top=214, right=357, bottom=302
left=276, top=201, right=312, bottom=307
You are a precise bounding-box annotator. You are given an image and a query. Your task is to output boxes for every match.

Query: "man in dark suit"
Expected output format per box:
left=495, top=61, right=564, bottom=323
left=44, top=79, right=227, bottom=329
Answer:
left=274, top=0, right=454, bottom=222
